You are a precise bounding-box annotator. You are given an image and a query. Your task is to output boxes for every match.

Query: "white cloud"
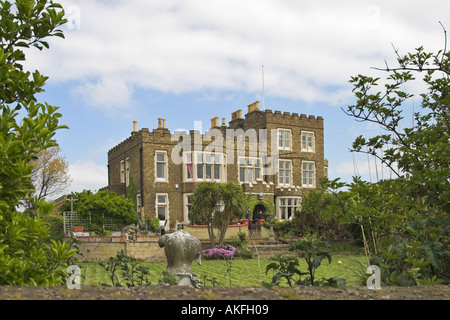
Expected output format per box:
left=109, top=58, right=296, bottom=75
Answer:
left=68, top=160, right=108, bottom=193
left=23, top=0, right=450, bottom=110
left=73, top=75, right=134, bottom=112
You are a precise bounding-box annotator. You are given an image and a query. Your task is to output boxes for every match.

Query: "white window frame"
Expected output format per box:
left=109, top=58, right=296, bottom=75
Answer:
left=184, top=151, right=224, bottom=182
left=278, top=128, right=292, bottom=151
left=301, top=131, right=315, bottom=153
left=278, top=159, right=292, bottom=187
left=277, top=197, right=301, bottom=221
left=155, top=193, right=169, bottom=224
left=125, top=157, right=130, bottom=187
left=183, top=193, right=193, bottom=224
left=155, top=150, right=168, bottom=182
left=302, top=161, right=315, bottom=188
left=120, top=160, right=125, bottom=183
left=238, top=156, right=262, bottom=184
left=184, top=152, right=194, bottom=181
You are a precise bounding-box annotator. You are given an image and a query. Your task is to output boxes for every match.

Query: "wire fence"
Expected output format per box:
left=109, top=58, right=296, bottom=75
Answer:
left=63, top=212, right=124, bottom=235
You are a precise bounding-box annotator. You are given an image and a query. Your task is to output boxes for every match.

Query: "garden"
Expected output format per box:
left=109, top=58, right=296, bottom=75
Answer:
left=70, top=239, right=368, bottom=289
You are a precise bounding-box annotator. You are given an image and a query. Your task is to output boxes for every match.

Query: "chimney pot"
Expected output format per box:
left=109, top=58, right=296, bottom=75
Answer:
left=133, top=120, right=137, bottom=132
left=210, top=116, right=219, bottom=128
left=247, top=101, right=260, bottom=113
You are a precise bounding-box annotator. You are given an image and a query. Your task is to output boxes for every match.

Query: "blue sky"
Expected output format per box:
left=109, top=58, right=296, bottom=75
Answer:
left=23, top=0, right=450, bottom=196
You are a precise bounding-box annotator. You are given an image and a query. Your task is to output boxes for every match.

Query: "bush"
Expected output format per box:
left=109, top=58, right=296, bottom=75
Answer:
left=0, top=210, right=76, bottom=285
left=149, top=216, right=160, bottom=232
left=45, top=215, right=65, bottom=242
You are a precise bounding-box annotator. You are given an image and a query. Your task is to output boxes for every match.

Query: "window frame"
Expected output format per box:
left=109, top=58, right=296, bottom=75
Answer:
left=238, top=156, right=262, bottom=184
left=277, top=196, right=301, bottom=221
left=155, top=150, right=168, bottom=182
left=278, top=159, right=292, bottom=187
left=277, top=128, right=292, bottom=151
left=120, top=160, right=125, bottom=184
left=301, top=131, right=315, bottom=153
left=184, top=151, right=224, bottom=182
left=183, top=193, right=193, bottom=224
left=125, top=157, right=130, bottom=187
left=155, top=193, right=169, bottom=223
left=302, top=161, right=315, bottom=188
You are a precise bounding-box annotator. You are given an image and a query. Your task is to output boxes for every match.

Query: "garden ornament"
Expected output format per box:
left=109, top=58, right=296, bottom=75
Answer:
left=158, top=230, right=202, bottom=287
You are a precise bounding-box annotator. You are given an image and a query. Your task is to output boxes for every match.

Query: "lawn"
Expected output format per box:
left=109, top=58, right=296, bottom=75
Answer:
left=78, top=254, right=368, bottom=287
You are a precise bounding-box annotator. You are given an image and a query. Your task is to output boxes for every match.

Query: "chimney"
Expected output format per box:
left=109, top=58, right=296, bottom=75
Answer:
left=210, top=116, right=219, bottom=128
left=158, top=118, right=162, bottom=128
left=231, top=109, right=242, bottom=120
left=222, top=117, right=226, bottom=126
left=133, top=120, right=137, bottom=133
left=163, top=118, right=166, bottom=129
left=247, top=101, right=260, bottom=113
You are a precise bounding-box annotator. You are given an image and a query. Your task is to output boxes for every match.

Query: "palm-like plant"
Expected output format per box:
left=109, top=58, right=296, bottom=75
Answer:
left=191, top=182, right=222, bottom=248
left=217, top=182, right=246, bottom=245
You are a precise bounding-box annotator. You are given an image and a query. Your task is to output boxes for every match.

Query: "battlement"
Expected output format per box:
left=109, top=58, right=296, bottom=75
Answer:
left=265, top=109, right=323, bottom=121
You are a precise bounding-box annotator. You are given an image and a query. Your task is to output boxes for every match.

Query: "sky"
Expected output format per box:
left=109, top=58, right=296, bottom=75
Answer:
left=21, top=0, right=450, bottom=197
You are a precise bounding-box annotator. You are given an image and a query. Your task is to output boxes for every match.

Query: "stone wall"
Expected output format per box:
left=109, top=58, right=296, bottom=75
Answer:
left=71, top=222, right=272, bottom=261
left=184, top=221, right=270, bottom=241
left=72, top=235, right=165, bottom=262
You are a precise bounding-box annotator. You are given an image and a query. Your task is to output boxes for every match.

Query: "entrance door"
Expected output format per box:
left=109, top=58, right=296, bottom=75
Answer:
left=253, top=204, right=265, bottom=220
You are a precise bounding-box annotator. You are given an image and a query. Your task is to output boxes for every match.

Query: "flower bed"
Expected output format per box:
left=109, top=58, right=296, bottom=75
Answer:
left=201, top=244, right=238, bottom=259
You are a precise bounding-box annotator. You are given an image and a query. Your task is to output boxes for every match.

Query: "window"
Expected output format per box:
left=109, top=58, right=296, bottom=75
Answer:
left=185, top=153, right=193, bottom=180
left=192, top=152, right=223, bottom=182
left=278, top=197, right=301, bottom=221
left=301, top=132, right=315, bottom=153
left=278, top=129, right=291, bottom=150
left=120, top=160, right=125, bottom=183
left=155, top=151, right=168, bottom=182
left=238, top=157, right=262, bottom=183
left=302, top=161, right=315, bottom=187
left=278, top=159, right=292, bottom=186
left=156, top=194, right=168, bottom=222
left=183, top=194, right=193, bottom=224
left=125, top=157, right=130, bottom=187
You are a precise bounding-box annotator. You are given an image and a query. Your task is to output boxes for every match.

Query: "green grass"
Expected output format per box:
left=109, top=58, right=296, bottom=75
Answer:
left=78, top=254, right=367, bottom=287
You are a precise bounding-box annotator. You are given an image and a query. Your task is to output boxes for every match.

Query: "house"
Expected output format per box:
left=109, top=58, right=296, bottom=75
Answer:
left=106, top=101, right=327, bottom=228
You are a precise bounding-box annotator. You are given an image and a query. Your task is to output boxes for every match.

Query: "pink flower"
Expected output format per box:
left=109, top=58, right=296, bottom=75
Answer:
left=201, top=245, right=238, bottom=259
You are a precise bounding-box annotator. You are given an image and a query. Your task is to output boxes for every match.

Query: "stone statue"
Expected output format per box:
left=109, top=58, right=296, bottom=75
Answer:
left=157, top=230, right=202, bottom=287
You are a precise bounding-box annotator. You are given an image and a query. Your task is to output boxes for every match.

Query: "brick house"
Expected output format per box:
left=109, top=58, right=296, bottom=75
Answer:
left=106, top=101, right=327, bottom=228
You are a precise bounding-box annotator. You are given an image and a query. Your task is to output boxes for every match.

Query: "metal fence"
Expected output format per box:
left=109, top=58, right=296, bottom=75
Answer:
left=63, top=212, right=124, bottom=235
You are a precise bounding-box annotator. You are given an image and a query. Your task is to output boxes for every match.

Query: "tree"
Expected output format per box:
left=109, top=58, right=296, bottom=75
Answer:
left=0, top=0, right=74, bottom=285
left=191, top=182, right=247, bottom=247
left=343, top=26, right=449, bottom=214
left=340, top=25, right=450, bottom=284
left=24, top=146, right=70, bottom=212
left=216, top=182, right=246, bottom=245
left=191, top=182, right=222, bottom=248
left=0, top=0, right=67, bottom=212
